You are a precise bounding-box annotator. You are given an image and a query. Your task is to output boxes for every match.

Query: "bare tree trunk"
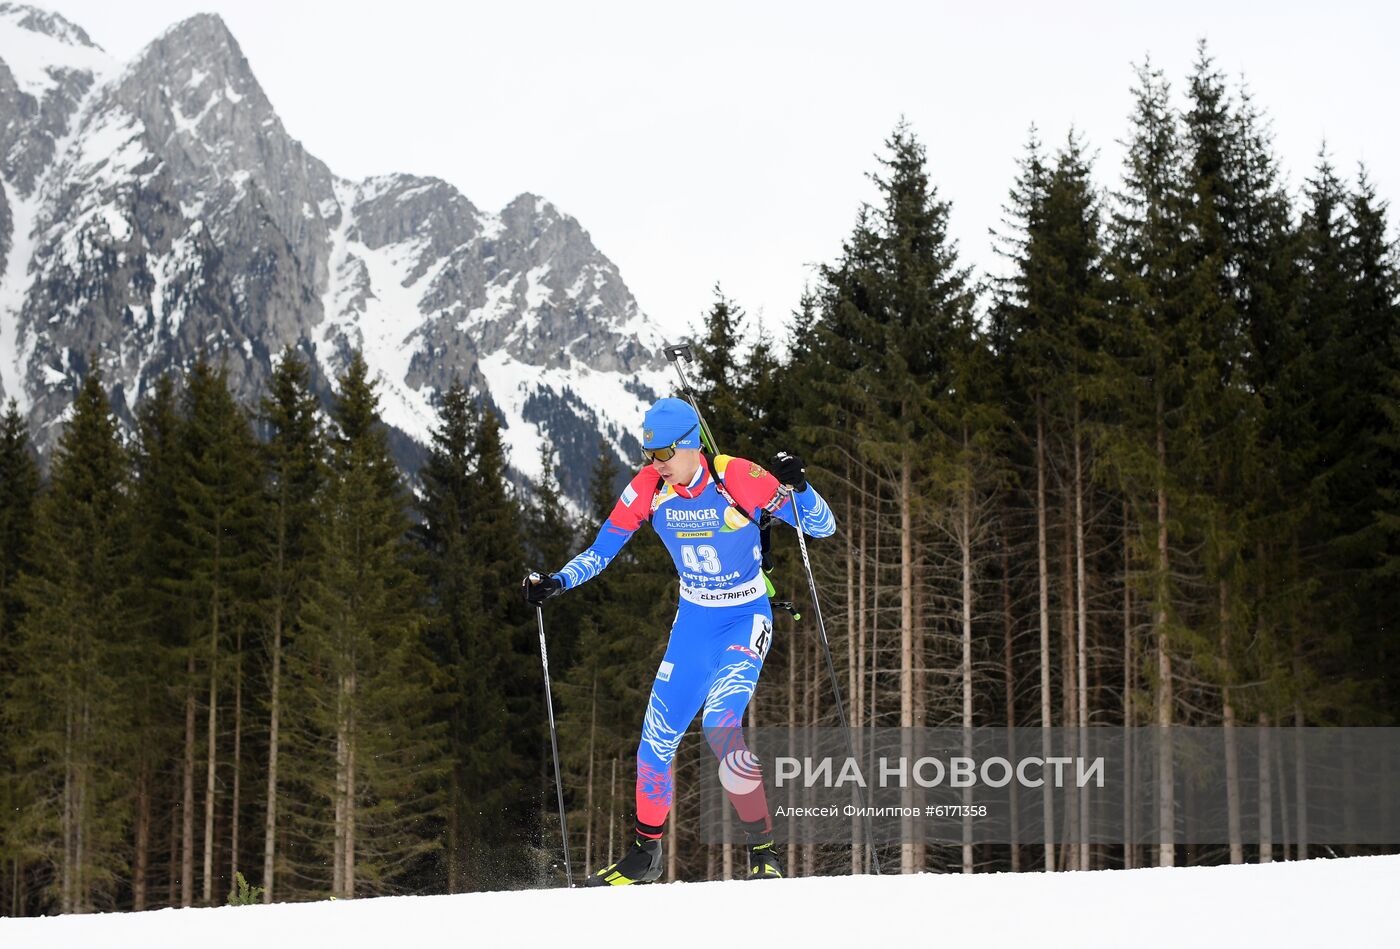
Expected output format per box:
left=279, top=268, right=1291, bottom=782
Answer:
left=913, top=554, right=926, bottom=874
left=1036, top=408, right=1055, bottom=871
left=203, top=589, right=220, bottom=905
left=1221, top=580, right=1243, bottom=864
left=75, top=703, right=87, bottom=912
left=857, top=468, right=870, bottom=874
left=1000, top=521, right=1019, bottom=872
left=846, top=482, right=860, bottom=874
left=899, top=459, right=915, bottom=874
left=721, top=796, right=732, bottom=881
left=345, top=670, right=356, bottom=898
left=804, top=636, right=816, bottom=878
left=1073, top=412, right=1090, bottom=871
left=446, top=766, right=459, bottom=893
left=867, top=501, right=881, bottom=876
left=1274, top=719, right=1292, bottom=858
left=1062, top=493, right=1078, bottom=871
left=1258, top=713, right=1272, bottom=862
left=1122, top=502, right=1135, bottom=870
left=61, top=703, right=73, bottom=914
left=607, top=757, right=617, bottom=866
left=168, top=789, right=179, bottom=907
left=1342, top=736, right=1357, bottom=857
left=182, top=652, right=195, bottom=907
left=961, top=474, right=974, bottom=875
left=134, top=765, right=150, bottom=911
left=333, top=672, right=347, bottom=897
left=231, top=627, right=243, bottom=890
left=787, top=626, right=797, bottom=877
left=263, top=598, right=284, bottom=903
left=1293, top=634, right=1307, bottom=861
left=585, top=678, right=596, bottom=877
left=1155, top=393, right=1174, bottom=868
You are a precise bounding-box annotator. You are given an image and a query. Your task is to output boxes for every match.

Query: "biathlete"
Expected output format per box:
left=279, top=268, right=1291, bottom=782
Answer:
left=522, top=397, right=836, bottom=885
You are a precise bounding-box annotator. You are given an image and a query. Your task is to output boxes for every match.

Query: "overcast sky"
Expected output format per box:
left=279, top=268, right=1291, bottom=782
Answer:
left=34, top=0, right=1400, bottom=343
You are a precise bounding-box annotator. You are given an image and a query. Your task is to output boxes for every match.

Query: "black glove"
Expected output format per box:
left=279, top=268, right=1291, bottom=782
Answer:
left=522, top=571, right=564, bottom=607
left=771, top=452, right=808, bottom=492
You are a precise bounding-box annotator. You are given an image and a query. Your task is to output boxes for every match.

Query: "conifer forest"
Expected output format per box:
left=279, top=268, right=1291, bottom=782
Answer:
left=1, top=48, right=1398, bottom=913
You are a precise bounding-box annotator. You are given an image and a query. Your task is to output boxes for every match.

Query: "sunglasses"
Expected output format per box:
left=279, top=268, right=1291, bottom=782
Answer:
left=642, top=424, right=698, bottom=463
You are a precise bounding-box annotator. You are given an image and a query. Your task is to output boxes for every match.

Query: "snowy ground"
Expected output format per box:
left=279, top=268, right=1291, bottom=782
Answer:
left=3, top=855, right=1396, bottom=948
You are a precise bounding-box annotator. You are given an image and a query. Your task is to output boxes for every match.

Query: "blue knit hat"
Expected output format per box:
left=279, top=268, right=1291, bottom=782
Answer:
left=642, top=398, right=702, bottom=450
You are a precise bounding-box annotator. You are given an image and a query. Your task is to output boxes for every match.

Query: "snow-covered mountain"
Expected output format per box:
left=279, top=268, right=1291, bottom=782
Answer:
left=0, top=4, right=667, bottom=501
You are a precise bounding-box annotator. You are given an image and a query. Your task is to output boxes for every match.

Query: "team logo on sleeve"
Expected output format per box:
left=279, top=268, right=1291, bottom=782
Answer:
left=749, top=462, right=765, bottom=478
left=720, top=506, right=750, bottom=532
left=621, top=484, right=638, bottom=506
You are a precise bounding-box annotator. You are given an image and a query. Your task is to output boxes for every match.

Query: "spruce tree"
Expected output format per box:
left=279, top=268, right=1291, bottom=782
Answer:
left=0, top=399, right=39, bottom=634
left=688, top=286, right=756, bottom=456
left=7, top=369, right=134, bottom=913
left=1180, top=47, right=1245, bottom=663
left=1291, top=155, right=1378, bottom=723
left=1376, top=332, right=1400, bottom=716
left=462, top=407, right=542, bottom=883
left=1341, top=169, right=1400, bottom=717
left=1337, top=168, right=1400, bottom=559
left=172, top=356, right=265, bottom=905
left=805, top=122, right=976, bottom=873
left=0, top=399, right=40, bottom=909
left=1101, top=61, right=1197, bottom=867
left=1298, top=152, right=1352, bottom=518
left=297, top=351, right=444, bottom=898
left=1229, top=90, right=1307, bottom=683
left=125, top=373, right=187, bottom=909
left=994, top=127, right=1109, bottom=871
left=256, top=347, right=326, bottom=902
left=417, top=381, right=517, bottom=890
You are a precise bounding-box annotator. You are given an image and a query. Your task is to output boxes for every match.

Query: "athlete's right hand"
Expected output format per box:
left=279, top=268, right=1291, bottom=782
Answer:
left=522, top=571, right=564, bottom=607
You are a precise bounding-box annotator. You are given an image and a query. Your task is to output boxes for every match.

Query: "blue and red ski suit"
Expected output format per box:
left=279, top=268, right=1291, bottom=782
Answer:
left=553, top=455, right=836, bottom=838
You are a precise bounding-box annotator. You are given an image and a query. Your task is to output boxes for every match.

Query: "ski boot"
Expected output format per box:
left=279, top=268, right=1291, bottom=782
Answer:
left=585, top=837, right=663, bottom=886
left=747, top=838, right=783, bottom=879
left=739, top=818, right=783, bottom=879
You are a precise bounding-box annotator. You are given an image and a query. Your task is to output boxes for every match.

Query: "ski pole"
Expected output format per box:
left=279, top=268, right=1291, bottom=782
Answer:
left=533, top=597, right=574, bottom=887
left=784, top=487, right=883, bottom=875
left=662, top=344, right=718, bottom=452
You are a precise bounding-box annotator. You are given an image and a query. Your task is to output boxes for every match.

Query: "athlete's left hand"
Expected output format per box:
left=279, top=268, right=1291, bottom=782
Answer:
left=771, top=452, right=807, bottom=492
left=522, top=571, right=564, bottom=606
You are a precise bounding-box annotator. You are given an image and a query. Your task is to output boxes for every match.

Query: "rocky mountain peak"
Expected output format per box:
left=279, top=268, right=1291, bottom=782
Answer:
left=1, top=6, right=668, bottom=504
left=349, top=174, right=481, bottom=255
left=0, top=3, right=110, bottom=196
left=0, top=3, right=100, bottom=50
left=120, top=13, right=266, bottom=122
left=102, top=12, right=335, bottom=225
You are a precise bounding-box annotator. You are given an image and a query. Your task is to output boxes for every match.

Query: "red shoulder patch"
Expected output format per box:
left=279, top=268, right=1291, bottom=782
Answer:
left=721, top=455, right=784, bottom=514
